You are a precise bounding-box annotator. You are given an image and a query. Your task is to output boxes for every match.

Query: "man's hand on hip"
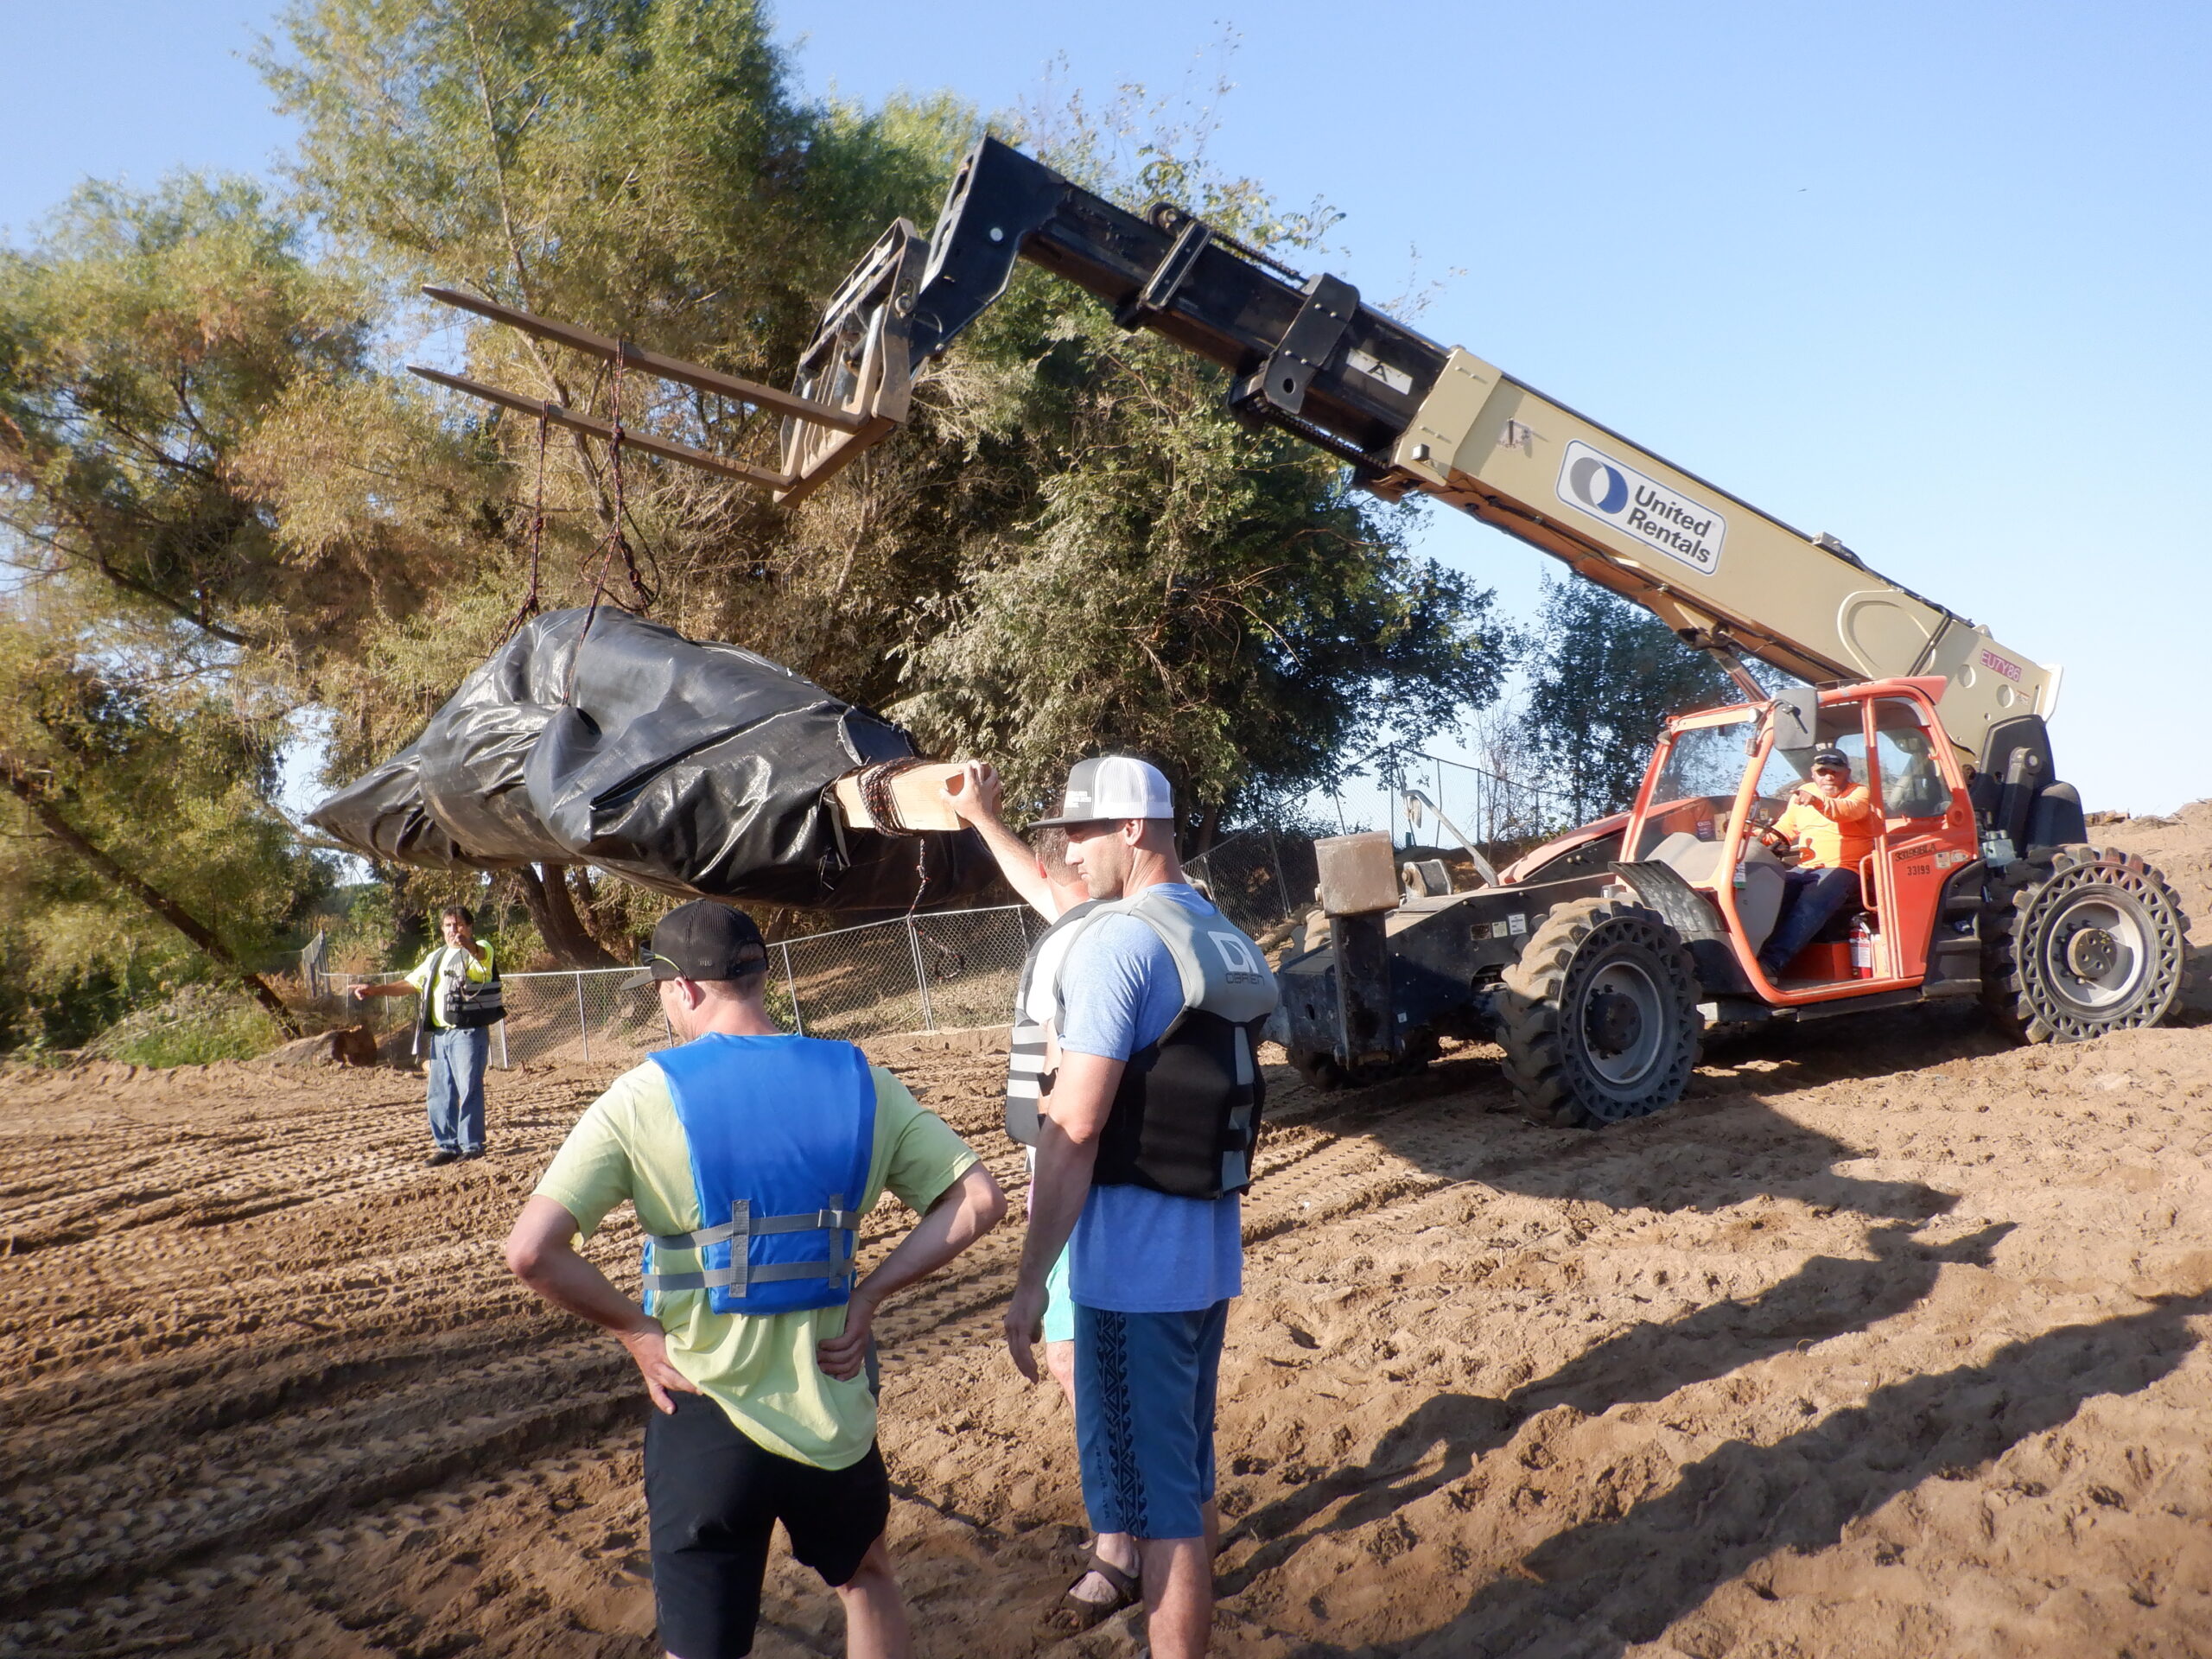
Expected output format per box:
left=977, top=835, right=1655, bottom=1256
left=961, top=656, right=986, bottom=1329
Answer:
left=619, top=1325, right=702, bottom=1414
left=816, top=1293, right=878, bottom=1382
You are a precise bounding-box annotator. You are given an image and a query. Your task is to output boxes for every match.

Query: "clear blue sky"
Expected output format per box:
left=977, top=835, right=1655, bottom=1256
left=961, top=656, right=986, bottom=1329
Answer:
left=7, top=2, right=2209, bottom=819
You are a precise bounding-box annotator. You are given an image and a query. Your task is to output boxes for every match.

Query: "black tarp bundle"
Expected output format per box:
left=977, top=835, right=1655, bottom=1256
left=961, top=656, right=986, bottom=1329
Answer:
left=308, top=609, right=991, bottom=913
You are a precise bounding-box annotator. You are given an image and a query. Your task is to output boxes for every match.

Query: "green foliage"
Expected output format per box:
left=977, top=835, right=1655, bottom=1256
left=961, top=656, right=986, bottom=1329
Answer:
left=0, top=3, right=1521, bottom=1048
left=893, top=301, right=1510, bottom=826
left=0, top=173, right=411, bottom=659
left=87, top=986, right=289, bottom=1067
left=0, top=592, right=335, bottom=1046
left=1522, top=577, right=1745, bottom=821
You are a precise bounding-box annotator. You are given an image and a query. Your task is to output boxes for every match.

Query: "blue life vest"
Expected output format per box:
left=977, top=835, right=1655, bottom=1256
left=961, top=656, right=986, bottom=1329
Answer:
left=639, top=1033, right=877, bottom=1317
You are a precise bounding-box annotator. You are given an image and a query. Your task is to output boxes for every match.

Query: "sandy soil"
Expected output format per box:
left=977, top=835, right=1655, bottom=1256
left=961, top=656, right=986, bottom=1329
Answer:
left=5, top=810, right=2212, bottom=1659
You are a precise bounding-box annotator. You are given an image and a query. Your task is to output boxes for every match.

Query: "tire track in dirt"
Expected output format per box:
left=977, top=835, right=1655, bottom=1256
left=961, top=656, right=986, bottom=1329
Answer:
left=10, top=916, right=2212, bottom=1659
left=3, top=1361, right=637, bottom=1614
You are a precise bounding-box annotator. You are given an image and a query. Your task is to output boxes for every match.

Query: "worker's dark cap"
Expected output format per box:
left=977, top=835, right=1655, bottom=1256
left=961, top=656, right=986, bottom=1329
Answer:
left=620, top=901, right=768, bottom=990
left=1810, top=747, right=1851, bottom=770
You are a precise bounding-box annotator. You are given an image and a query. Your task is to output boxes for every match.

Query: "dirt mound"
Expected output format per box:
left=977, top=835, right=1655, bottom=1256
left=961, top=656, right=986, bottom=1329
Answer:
left=6, top=821, right=2212, bottom=1656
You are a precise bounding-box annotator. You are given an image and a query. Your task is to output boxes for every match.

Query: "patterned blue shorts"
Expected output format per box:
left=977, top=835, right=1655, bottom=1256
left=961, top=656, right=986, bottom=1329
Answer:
left=1073, top=1299, right=1230, bottom=1540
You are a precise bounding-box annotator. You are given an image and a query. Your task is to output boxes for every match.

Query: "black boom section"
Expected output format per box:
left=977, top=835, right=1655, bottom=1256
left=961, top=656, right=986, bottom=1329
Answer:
left=906, top=137, right=1447, bottom=463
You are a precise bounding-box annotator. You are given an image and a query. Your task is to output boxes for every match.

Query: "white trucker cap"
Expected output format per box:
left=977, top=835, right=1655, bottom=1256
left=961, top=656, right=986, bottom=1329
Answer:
left=1031, top=754, right=1175, bottom=828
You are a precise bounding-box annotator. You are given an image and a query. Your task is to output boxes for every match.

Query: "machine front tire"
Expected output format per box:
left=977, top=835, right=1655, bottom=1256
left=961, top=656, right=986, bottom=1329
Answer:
left=1981, top=845, right=2188, bottom=1044
left=1498, top=897, right=1703, bottom=1128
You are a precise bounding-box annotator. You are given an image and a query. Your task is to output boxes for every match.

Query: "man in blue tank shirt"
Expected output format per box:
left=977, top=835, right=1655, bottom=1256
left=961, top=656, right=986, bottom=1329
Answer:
left=1006, top=756, right=1259, bottom=1659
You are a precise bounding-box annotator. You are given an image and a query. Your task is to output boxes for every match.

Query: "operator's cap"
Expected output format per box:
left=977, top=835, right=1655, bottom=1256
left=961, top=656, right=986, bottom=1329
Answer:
left=1810, top=747, right=1851, bottom=771
left=620, top=900, right=769, bottom=989
left=1030, top=754, right=1175, bottom=829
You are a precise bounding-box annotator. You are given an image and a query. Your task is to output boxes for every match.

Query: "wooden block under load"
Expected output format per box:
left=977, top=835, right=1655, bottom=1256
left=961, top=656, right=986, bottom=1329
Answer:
left=831, top=762, right=969, bottom=833
left=1315, top=831, right=1402, bottom=916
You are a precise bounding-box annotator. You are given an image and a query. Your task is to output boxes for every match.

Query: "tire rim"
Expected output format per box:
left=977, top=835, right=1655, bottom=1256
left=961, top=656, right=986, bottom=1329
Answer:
left=1580, top=957, right=1666, bottom=1089
left=2038, top=891, right=2148, bottom=1014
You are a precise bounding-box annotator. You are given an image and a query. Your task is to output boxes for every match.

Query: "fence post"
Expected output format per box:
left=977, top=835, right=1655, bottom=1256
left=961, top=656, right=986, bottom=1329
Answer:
left=1269, top=827, right=1292, bottom=919
left=780, top=941, right=804, bottom=1036
left=905, top=918, right=938, bottom=1033
left=575, top=971, right=589, bottom=1063
left=495, top=1018, right=509, bottom=1071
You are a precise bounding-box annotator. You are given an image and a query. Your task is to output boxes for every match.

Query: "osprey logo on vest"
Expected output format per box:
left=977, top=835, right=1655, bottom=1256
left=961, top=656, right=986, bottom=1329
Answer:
left=1209, top=931, right=1265, bottom=985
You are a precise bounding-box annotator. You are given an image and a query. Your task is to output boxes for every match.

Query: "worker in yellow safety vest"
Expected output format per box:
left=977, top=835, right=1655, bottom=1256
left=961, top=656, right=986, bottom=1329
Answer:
left=353, top=904, right=502, bottom=1165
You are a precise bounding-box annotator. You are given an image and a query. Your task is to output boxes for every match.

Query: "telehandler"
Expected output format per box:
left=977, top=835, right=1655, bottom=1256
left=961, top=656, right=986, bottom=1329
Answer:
left=412, top=137, right=2190, bottom=1127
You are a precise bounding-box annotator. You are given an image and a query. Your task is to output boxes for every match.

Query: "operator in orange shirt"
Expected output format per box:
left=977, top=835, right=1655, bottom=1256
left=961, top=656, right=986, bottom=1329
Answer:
left=1753, top=746, right=1875, bottom=980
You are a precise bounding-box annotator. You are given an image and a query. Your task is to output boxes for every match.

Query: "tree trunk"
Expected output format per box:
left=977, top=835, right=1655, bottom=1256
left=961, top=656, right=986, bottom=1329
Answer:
left=0, top=759, right=302, bottom=1036
left=1193, top=801, right=1224, bottom=857
left=518, top=863, right=620, bottom=968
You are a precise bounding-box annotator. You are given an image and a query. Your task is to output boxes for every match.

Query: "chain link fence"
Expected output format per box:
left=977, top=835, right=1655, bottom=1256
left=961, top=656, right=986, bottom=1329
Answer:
left=302, top=822, right=1400, bottom=1069
left=1185, top=827, right=1319, bottom=944
left=311, top=904, right=1040, bottom=1067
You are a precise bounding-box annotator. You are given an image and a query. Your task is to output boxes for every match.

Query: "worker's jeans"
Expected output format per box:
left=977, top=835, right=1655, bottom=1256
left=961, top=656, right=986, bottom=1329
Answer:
left=1759, top=868, right=1862, bottom=976
left=426, top=1026, right=489, bottom=1154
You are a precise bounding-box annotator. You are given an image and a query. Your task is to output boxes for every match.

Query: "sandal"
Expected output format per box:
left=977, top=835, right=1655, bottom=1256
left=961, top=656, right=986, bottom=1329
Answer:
left=1043, top=1548, right=1141, bottom=1634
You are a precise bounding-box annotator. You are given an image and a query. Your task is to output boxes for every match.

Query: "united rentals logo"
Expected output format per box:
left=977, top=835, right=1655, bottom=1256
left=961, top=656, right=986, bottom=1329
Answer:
left=1556, top=439, right=1726, bottom=575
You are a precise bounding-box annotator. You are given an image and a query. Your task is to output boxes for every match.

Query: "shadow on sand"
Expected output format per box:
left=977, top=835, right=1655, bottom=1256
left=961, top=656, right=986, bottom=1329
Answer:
left=1222, top=1220, right=2013, bottom=1595
left=1235, top=1288, right=2211, bottom=1657
left=1274, top=998, right=2013, bottom=1226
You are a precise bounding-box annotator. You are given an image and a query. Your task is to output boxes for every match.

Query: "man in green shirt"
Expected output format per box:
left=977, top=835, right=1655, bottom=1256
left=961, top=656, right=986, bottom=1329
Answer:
left=504, top=901, right=1005, bottom=1659
left=352, top=903, right=499, bottom=1166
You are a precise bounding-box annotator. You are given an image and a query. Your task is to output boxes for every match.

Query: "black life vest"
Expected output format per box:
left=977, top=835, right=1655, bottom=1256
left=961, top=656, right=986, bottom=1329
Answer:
left=1046, top=888, right=1278, bottom=1200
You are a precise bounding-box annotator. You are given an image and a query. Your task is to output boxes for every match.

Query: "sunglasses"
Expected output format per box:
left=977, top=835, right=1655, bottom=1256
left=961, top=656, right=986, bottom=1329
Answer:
left=643, top=947, right=768, bottom=980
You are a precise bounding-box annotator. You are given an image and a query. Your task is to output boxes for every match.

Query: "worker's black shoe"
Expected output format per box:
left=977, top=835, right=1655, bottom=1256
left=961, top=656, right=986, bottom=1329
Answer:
left=461, top=1148, right=487, bottom=1160
left=426, top=1148, right=460, bottom=1167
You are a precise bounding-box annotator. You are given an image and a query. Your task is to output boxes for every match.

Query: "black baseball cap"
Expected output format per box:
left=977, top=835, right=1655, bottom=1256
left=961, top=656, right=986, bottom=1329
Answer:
left=1810, top=747, right=1851, bottom=771
left=620, top=900, right=769, bottom=989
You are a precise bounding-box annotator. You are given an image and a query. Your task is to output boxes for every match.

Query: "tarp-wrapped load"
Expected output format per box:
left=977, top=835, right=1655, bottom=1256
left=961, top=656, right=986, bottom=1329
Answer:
left=308, top=608, right=992, bottom=912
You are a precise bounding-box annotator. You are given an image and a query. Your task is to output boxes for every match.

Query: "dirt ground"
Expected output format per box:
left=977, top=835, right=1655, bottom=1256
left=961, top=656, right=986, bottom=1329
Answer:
left=6, top=808, right=2212, bottom=1659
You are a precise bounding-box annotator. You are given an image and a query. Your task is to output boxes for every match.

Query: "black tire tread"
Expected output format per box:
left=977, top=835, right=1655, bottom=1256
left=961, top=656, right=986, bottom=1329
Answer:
left=1980, top=843, right=2190, bottom=1044
left=1497, top=897, right=1703, bottom=1129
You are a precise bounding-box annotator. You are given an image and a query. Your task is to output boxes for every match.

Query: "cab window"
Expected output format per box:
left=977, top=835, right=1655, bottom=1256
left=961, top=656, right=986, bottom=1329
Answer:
left=1753, top=715, right=1870, bottom=810
left=1871, top=699, right=1953, bottom=821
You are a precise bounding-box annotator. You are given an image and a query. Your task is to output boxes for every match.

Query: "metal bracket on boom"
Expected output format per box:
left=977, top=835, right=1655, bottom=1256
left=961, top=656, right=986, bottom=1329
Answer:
left=1233, top=272, right=1359, bottom=418
left=1112, top=212, right=1212, bottom=331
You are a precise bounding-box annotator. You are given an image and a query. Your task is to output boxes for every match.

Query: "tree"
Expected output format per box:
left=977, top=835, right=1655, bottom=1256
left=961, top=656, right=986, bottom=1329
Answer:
left=1521, top=576, right=1745, bottom=822
left=263, top=1, right=1514, bottom=852
left=0, top=175, right=427, bottom=664
left=0, top=594, right=327, bottom=1044
left=0, top=178, right=383, bottom=1044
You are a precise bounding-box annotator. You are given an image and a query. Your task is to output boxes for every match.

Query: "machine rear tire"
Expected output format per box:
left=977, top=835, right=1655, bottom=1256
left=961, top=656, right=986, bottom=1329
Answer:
left=1498, top=897, right=1703, bottom=1128
left=1981, top=844, right=2188, bottom=1044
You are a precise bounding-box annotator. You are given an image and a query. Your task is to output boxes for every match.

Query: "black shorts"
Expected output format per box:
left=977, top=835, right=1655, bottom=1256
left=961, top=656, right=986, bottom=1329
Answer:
left=644, top=1391, right=891, bottom=1659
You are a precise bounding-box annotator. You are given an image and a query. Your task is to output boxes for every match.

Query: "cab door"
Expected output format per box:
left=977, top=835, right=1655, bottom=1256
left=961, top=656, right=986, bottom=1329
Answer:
left=1865, top=695, right=1977, bottom=982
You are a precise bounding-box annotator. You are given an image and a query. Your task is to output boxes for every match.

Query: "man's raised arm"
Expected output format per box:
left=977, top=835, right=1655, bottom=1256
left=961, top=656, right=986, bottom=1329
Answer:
left=944, top=760, right=1057, bottom=918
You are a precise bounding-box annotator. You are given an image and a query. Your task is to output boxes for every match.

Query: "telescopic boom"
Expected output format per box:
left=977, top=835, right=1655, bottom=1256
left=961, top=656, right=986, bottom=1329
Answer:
left=885, top=138, right=2056, bottom=759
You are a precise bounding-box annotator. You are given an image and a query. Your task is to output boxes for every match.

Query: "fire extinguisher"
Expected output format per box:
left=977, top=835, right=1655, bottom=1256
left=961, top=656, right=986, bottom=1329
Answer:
left=1849, top=916, right=1875, bottom=978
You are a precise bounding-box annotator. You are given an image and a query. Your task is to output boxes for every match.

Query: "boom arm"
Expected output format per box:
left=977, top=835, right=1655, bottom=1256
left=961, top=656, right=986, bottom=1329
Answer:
left=411, top=136, right=2057, bottom=761
left=891, top=138, right=2056, bottom=756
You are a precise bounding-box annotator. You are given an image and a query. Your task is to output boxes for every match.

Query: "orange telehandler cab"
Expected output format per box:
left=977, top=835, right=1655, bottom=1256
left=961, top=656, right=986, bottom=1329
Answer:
left=410, top=137, right=2192, bottom=1127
